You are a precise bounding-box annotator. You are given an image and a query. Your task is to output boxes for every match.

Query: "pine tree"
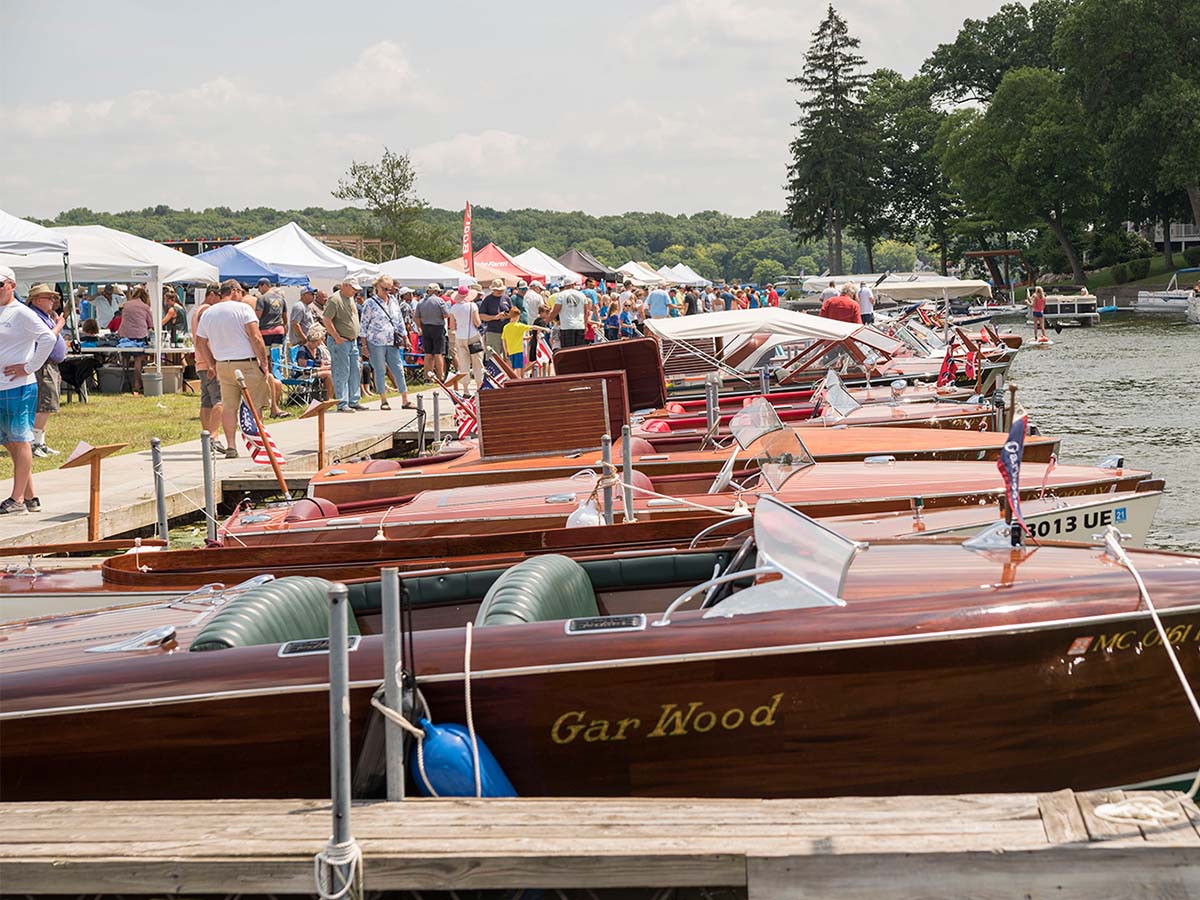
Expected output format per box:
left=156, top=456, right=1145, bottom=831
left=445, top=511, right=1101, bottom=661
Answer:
left=785, top=5, right=870, bottom=275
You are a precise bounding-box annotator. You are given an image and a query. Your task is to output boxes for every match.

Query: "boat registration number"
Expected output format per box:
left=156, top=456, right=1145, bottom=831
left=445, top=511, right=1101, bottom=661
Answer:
left=1029, top=507, right=1125, bottom=539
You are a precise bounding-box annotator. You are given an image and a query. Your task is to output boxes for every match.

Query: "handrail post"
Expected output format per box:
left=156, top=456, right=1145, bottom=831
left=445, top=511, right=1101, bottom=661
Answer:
left=380, top=567, right=406, bottom=800
left=200, top=431, right=217, bottom=543
left=150, top=437, right=168, bottom=545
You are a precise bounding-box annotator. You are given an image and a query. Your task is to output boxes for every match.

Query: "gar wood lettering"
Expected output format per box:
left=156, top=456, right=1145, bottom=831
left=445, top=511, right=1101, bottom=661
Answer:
left=551, top=692, right=784, bottom=745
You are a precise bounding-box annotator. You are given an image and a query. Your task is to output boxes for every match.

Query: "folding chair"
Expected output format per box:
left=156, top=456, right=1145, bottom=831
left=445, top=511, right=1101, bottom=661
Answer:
left=278, top=345, right=321, bottom=407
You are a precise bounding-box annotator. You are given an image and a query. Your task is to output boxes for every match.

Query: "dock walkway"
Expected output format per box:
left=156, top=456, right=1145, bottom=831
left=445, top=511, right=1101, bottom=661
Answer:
left=2, top=791, right=1198, bottom=897
left=0, top=391, right=455, bottom=549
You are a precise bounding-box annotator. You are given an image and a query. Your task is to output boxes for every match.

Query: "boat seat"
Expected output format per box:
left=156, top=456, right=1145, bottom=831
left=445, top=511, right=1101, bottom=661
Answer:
left=474, top=554, right=599, bottom=627
left=615, top=437, right=657, bottom=459
left=284, top=497, right=339, bottom=522
left=190, top=576, right=358, bottom=652
left=363, top=459, right=401, bottom=473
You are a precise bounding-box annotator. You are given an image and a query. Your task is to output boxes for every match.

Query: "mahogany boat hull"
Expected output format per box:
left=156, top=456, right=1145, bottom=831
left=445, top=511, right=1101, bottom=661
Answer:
left=4, top=543, right=1199, bottom=801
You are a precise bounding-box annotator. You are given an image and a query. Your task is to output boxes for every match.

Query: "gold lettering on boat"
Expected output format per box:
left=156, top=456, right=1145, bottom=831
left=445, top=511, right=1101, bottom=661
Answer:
left=1086, top=624, right=1196, bottom=655
left=551, top=694, right=784, bottom=745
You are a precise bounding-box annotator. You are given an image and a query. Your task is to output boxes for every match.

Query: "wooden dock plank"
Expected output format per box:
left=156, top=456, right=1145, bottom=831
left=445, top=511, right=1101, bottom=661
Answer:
left=1134, top=791, right=1200, bottom=845
left=1076, top=790, right=1152, bottom=845
left=1, top=794, right=1196, bottom=896
left=1038, top=788, right=1090, bottom=843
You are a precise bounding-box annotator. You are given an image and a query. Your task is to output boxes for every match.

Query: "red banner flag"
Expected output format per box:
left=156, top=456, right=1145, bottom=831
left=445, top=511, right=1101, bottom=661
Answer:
left=461, top=201, right=474, bottom=276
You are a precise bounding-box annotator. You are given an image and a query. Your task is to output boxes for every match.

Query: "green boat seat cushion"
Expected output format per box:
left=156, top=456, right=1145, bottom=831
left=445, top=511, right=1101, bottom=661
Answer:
left=190, top=576, right=358, bottom=652
left=475, top=554, right=599, bottom=626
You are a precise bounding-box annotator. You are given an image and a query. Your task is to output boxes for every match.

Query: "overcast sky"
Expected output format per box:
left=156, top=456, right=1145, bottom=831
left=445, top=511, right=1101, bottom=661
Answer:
left=2, top=0, right=1003, bottom=219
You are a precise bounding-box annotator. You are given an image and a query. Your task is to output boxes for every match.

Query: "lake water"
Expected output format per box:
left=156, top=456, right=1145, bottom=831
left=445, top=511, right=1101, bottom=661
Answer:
left=1007, top=313, right=1200, bottom=552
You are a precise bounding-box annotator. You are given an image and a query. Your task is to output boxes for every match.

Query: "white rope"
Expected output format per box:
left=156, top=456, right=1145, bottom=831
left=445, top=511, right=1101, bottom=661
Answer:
left=158, top=471, right=249, bottom=548
left=594, top=461, right=745, bottom=518
left=1094, top=526, right=1200, bottom=827
left=464, top=621, right=482, bottom=798
left=314, top=838, right=363, bottom=900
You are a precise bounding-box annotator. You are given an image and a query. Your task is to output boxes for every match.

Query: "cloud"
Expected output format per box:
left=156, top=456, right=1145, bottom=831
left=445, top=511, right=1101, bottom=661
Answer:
left=412, top=130, right=550, bottom=178
left=318, top=40, right=435, bottom=111
left=632, top=0, right=810, bottom=57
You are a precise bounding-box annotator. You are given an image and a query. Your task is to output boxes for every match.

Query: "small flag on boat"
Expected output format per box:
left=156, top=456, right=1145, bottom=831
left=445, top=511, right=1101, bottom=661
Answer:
left=454, top=396, right=478, bottom=440
left=1039, top=452, right=1057, bottom=499
left=534, top=333, right=553, bottom=369
left=998, top=414, right=1030, bottom=536
left=482, top=356, right=509, bottom=389
left=239, top=401, right=285, bottom=466
left=936, top=338, right=959, bottom=387
left=964, top=350, right=978, bottom=381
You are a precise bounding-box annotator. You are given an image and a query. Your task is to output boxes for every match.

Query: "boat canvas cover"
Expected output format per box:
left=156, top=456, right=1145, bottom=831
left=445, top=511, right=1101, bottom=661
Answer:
left=0, top=225, right=217, bottom=285
left=644, top=307, right=859, bottom=343
left=379, top=255, right=475, bottom=288
left=195, top=245, right=309, bottom=286
left=800, top=272, right=945, bottom=294
left=872, top=276, right=992, bottom=302
left=237, top=222, right=379, bottom=282
left=0, top=210, right=68, bottom=255
left=513, top=247, right=582, bottom=284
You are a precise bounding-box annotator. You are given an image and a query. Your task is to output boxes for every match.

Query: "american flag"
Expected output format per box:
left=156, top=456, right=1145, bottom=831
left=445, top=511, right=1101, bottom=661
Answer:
left=534, top=334, right=553, bottom=370
left=936, top=338, right=959, bottom=387
left=998, top=414, right=1030, bottom=536
left=239, top=401, right=285, bottom=466
left=454, top=396, right=478, bottom=439
left=1039, top=452, right=1057, bottom=499
left=482, top=356, right=509, bottom=390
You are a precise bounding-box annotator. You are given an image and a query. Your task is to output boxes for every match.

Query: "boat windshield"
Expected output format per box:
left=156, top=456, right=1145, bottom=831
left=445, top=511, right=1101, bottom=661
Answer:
left=753, top=494, right=861, bottom=605
left=755, top=428, right=816, bottom=491
left=729, top=396, right=786, bottom=450
left=813, top=370, right=861, bottom=418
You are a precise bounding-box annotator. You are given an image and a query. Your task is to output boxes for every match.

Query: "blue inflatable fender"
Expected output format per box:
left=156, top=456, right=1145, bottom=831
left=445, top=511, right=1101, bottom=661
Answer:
left=411, top=718, right=518, bottom=797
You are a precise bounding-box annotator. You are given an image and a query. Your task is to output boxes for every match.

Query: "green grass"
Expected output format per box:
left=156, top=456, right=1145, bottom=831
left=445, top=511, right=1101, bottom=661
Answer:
left=0, top=381, right=436, bottom=481
left=1086, top=255, right=1195, bottom=291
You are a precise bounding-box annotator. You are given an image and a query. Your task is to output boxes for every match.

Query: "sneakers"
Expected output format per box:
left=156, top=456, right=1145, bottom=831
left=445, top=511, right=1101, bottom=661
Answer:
left=212, top=440, right=227, bottom=454
left=336, top=406, right=356, bottom=414
left=24, top=497, right=40, bottom=512
left=0, top=497, right=27, bottom=515
left=31, top=443, right=51, bottom=458
left=349, top=404, right=369, bottom=411
left=224, top=447, right=239, bottom=459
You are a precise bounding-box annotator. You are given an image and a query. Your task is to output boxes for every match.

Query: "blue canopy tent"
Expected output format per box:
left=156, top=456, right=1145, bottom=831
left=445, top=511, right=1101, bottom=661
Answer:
left=195, top=244, right=309, bottom=285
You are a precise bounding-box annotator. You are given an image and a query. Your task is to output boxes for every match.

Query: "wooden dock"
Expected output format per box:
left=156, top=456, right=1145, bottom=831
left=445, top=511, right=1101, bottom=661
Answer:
left=0, top=390, right=455, bottom=550
left=2, top=791, right=1198, bottom=897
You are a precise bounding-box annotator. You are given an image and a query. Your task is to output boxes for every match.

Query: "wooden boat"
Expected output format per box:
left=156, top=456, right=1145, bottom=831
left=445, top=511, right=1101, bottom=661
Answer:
left=4, top=499, right=1198, bottom=801
left=222, top=457, right=1154, bottom=547
left=306, top=428, right=1061, bottom=507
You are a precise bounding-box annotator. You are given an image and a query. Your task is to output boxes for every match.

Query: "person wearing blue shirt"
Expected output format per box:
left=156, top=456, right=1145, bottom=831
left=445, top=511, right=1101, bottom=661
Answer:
left=645, top=287, right=671, bottom=319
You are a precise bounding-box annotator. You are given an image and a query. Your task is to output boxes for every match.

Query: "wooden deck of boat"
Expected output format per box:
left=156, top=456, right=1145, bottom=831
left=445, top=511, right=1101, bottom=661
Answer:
left=2, top=791, right=1198, bottom=897
left=0, top=389, right=455, bottom=550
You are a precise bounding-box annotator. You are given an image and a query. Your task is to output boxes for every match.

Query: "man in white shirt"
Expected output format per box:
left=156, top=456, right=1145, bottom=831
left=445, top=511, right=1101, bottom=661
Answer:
left=92, top=284, right=119, bottom=329
left=857, top=282, right=876, bottom=325
left=550, top=285, right=589, bottom=347
left=194, top=280, right=271, bottom=458
left=0, top=266, right=56, bottom=513
left=819, top=280, right=839, bottom=301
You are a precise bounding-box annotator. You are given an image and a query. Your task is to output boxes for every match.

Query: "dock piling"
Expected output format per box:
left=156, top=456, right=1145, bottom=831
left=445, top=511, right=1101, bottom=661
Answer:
left=600, top=434, right=614, bottom=525
left=200, top=431, right=217, bottom=544
left=150, top=438, right=168, bottom=545
left=380, top=567, right=406, bottom=801
left=621, top=425, right=635, bottom=523
left=319, top=582, right=362, bottom=899
left=432, top=392, right=441, bottom=446
left=416, top=395, right=426, bottom=455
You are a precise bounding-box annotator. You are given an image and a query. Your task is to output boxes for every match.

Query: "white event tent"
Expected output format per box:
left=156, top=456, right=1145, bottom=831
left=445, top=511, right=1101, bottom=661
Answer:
left=670, top=263, right=711, bottom=287
left=378, top=255, right=474, bottom=289
left=0, top=209, right=68, bottom=255
left=237, top=222, right=379, bottom=285
left=513, top=247, right=582, bottom=285
left=0, top=224, right=218, bottom=370
left=617, top=261, right=664, bottom=285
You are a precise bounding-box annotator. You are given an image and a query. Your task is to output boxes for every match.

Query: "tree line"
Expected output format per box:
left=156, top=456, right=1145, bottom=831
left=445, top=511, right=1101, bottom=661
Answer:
left=787, top=0, right=1200, bottom=282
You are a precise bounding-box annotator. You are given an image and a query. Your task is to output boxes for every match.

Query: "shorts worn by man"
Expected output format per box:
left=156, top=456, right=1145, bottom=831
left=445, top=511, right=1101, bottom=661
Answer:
left=194, top=281, right=271, bottom=457
left=552, top=287, right=589, bottom=348
left=415, top=285, right=451, bottom=380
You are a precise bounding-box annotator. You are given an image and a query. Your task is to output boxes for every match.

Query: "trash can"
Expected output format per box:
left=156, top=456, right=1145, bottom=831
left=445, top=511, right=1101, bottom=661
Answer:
left=143, top=369, right=164, bottom=397
left=98, top=365, right=125, bottom=394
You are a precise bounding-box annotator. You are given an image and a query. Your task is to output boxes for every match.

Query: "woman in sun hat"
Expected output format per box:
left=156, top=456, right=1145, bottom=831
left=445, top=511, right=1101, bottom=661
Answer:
left=24, top=284, right=68, bottom=461
left=450, top=284, right=485, bottom=390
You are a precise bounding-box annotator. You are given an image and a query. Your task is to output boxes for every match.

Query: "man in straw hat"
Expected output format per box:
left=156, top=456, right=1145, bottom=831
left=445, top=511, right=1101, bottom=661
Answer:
left=25, top=284, right=69, bottom=462
left=0, top=269, right=58, bottom=514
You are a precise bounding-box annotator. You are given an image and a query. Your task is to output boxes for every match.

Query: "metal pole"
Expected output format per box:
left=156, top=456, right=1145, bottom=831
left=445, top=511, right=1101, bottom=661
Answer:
left=200, top=431, right=217, bottom=543
left=621, top=425, right=635, bottom=523
left=705, top=374, right=718, bottom=430
left=432, top=391, right=441, bottom=445
left=380, top=567, right=406, bottom=800
left=150, top=438, right=168, bottom=544
left=327, top=583, right=353, bottom=844
left=600, top=433, right=614, bottom=526
left=416, top=394, right=426, bottom=455
left=759, top=366, right=770, bottom=397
